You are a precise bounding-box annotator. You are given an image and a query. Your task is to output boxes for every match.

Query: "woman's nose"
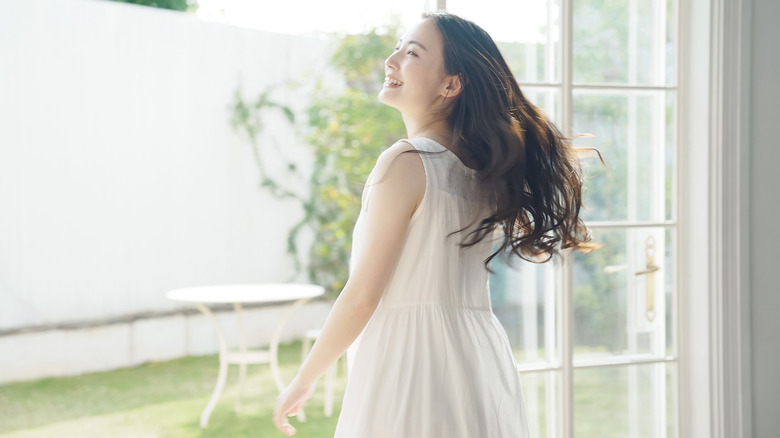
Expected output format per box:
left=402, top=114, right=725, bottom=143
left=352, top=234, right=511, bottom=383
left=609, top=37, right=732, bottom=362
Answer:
left=385, top=52, right=398, bottom=71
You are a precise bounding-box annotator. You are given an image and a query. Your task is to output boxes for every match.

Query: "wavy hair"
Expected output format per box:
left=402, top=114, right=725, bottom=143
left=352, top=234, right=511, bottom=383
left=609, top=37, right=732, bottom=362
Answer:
left=424, top=11, right=606, bottom=265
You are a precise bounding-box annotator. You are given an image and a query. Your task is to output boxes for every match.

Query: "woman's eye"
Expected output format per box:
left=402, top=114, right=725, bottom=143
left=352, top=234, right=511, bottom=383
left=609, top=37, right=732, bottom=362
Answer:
left=392, top=47, right=417, bottom=57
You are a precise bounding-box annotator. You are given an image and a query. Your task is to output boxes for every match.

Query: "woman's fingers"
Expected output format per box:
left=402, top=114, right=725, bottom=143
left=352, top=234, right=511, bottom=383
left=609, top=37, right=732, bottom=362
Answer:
left=273, top=379, right=315, bottom=435
left=273, top=398, right=298, bottom=436
left=274, top=410, right=297, bottom=435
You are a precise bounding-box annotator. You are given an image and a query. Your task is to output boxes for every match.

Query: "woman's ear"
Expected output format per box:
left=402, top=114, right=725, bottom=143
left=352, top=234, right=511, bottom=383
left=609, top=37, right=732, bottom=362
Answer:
left=441, top=74, right=463, bottom=98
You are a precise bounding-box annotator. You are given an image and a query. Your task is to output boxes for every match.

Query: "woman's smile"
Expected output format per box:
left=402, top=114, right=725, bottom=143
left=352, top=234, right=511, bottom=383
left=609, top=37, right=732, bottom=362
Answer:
left=383, top=75, right=404, bottom=88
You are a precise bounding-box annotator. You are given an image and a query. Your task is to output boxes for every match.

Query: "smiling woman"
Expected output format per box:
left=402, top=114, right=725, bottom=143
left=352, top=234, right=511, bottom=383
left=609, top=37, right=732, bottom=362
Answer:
left=271, top=10, right=602, bottom=438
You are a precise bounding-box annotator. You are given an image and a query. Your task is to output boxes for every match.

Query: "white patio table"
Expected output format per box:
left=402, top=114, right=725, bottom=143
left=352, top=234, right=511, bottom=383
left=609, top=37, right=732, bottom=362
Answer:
left=166, top=283, right=325, bottom=428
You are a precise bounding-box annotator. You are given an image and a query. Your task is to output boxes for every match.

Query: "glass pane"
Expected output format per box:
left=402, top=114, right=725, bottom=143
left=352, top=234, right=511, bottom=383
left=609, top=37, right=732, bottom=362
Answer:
left=490, top=251, right=557, bottom=366
left=664, top=226, right=675, bottom=356
left=573, top=90, right=675, bottom=222
left=521, top=371, right=562, bottom=438
left=447, top=0, right=560, bottom=83
left=665, top=91, right=677, bottom=222
left=523, top=87, right=561, bottom=126
left=573, top=0, right=677, bottom=86
left=574, top=363, right=677, bottom=438
left=572, top=227, right=674, bottom=360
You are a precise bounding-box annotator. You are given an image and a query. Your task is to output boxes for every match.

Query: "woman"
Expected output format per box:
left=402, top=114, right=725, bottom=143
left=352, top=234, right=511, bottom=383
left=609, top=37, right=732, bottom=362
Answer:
left=273, top=11, right=602, bottom=437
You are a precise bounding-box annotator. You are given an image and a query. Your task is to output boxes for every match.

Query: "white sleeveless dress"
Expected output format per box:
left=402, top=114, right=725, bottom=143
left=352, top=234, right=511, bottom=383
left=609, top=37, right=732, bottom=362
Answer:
left=333, top=136, right=530, bottom=438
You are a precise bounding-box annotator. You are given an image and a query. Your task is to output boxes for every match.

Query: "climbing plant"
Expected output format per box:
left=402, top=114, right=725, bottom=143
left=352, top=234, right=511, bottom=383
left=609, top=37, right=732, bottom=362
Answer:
left=229, top=24, right=406, bottom=299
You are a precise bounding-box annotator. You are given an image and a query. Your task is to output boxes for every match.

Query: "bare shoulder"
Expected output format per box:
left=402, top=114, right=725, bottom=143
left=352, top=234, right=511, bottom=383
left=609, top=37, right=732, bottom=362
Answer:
left=373, top=140, right=424, bottom=180
left=369, top=140, right=425, bottom=208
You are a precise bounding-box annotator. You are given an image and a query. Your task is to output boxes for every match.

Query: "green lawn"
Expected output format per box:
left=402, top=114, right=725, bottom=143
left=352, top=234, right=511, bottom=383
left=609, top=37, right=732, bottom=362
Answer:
left=0, top=340, right=346, bottom=438
left=0, top=341, right=674, bottom=438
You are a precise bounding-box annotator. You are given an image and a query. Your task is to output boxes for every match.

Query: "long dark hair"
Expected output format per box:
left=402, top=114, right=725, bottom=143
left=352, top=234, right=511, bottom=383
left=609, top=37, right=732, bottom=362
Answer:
left=424, top=11, right=605, bottom=265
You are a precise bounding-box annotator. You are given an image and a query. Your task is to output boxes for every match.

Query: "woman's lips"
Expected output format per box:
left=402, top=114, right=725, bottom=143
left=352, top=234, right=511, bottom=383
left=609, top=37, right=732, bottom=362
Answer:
left=383, top=76, right=403, bottom=87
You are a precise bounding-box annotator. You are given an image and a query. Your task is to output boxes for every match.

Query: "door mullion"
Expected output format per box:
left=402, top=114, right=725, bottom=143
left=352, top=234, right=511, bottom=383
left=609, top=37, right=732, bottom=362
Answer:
left=559, top=248, right=575, bottom=438
left=561, top=0, right=575, bottom=436
left=562, top=0, right=573, bottom=136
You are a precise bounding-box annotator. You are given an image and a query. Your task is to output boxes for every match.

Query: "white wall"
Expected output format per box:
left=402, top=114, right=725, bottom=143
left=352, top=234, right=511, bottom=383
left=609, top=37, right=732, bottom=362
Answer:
left=0, top=0, right=333, bottom=329
left=748, top=0, right=780, bottom=436
left=0, top=0, right=338, bottom=382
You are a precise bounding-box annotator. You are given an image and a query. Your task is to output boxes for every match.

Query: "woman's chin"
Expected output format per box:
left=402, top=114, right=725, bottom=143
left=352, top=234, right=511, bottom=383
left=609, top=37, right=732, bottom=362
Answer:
left=377, top=91, right=398, bottom=108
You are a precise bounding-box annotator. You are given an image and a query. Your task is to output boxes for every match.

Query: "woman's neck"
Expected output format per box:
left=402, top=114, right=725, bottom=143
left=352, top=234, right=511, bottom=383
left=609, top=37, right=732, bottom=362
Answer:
left=402, top=114, right=453, bottom=148
left=403, top=113, right=475, bottom=167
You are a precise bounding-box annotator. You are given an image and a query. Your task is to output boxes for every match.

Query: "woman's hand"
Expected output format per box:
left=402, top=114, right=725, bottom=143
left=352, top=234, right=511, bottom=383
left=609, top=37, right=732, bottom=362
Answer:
left=272, top=376, right=316, bottom=436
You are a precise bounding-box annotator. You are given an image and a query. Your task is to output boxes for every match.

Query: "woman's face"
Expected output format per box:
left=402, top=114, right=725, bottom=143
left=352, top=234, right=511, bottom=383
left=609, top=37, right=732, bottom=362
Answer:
left=378, top=18, right=453, bottom=116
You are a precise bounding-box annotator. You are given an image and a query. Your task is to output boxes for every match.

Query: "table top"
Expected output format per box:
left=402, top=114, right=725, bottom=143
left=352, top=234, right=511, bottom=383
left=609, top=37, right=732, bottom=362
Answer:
left=166, top=283, right=325, bottom=304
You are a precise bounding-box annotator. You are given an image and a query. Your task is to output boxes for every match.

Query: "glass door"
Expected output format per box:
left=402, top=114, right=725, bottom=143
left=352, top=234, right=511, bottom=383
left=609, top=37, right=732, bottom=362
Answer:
left=443, top=0, right=679, bottom=437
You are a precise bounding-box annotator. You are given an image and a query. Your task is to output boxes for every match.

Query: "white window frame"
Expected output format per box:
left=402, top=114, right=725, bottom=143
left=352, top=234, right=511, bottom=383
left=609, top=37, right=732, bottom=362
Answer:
left=435, top=0, right=753, bottom=436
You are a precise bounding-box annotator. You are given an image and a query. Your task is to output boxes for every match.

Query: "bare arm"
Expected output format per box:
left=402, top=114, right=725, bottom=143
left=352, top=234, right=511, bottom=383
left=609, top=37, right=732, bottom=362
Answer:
left=273, top=141, right=424, bottom=435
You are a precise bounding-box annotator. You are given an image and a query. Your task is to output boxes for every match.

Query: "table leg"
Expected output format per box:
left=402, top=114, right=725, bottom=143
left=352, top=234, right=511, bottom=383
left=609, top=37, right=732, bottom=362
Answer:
left=194, top=303, right=229, bottom=428
left=269, top=297, right=314, bottom=422
left=234, top=303, right=247, bottom=412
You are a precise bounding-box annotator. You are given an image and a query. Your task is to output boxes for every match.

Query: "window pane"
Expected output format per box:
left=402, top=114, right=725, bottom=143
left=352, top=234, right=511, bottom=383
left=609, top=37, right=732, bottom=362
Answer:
left=665, top=91, right=677, bottom=222
left=572, top=227, right=674, bottom=360
left=574, top=363, right=677, bottom=438
left=490, top=252, right=557, bottom=366
left=521, top=371, right=562, bottom=438
left=573, top=0, right=677, bottom=86
left=523, top=87, right=561, bottom=126
left=664, top=226, right=675, bottom=356
left=573, top=90, right=675, bottom=222
left=447, top=0, right=561, bottom=83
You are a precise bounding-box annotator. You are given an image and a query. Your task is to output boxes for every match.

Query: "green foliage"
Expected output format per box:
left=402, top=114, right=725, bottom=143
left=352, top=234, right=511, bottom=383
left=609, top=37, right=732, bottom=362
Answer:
left=105, top=0, right=198, bottom=12
left=229, top=26, right=405, bottom=298
left=304, top=87, right=405, bottom=296
left=330, top=28, right=395, bottom=91
left=572, top=229, right=627, bottom=351
left=303, top=27, right=407, bottom=296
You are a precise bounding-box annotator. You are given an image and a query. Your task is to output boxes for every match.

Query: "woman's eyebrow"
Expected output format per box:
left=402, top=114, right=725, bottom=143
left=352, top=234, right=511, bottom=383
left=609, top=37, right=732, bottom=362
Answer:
left=397, top=38, right=428, bottom=52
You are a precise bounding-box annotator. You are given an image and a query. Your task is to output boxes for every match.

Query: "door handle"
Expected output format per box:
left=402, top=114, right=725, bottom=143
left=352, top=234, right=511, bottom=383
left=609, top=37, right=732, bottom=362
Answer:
left=634, top=235, right=660, bottom=321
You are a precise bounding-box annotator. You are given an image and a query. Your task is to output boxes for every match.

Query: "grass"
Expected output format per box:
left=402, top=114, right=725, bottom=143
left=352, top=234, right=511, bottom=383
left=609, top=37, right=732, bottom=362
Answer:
left=0, top=339, right=346, bottom=438
left=0, top=341, right=675, bottom=438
